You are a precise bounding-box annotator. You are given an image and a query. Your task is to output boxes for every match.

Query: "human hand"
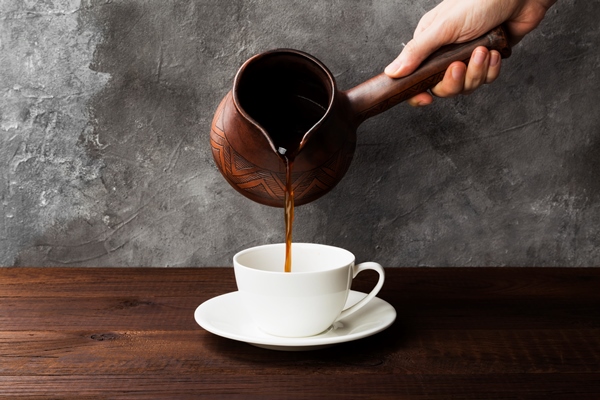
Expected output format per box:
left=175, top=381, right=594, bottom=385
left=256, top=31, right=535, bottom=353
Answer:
left=385, top=0, right=557, bottom=106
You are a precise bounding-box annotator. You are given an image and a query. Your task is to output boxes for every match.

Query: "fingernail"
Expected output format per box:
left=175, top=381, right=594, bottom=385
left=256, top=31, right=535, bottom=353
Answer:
left=490, top=51, right=500, bottom=67
left=473, top=50, right=486, bottom=65
left=451, top=65, right=463, bottom=81
left=385, top=61, right=402, bottom=76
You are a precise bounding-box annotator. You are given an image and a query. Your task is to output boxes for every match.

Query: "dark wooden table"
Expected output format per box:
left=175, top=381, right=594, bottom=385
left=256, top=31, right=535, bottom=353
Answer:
left=1, top=267, right=599, bottom=399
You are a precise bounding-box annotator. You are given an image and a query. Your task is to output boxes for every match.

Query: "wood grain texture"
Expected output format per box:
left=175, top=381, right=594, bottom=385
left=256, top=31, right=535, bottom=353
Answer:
left=1, top=267, right=599, bottom=398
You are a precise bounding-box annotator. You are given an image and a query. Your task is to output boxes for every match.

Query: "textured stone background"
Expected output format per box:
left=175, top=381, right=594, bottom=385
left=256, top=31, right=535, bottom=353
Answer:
left=1, top=0, right=599, bottom=267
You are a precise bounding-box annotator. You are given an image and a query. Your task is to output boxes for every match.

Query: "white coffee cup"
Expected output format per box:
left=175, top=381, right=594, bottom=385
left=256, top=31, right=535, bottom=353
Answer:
left=233, top=243, right=385, bottom=338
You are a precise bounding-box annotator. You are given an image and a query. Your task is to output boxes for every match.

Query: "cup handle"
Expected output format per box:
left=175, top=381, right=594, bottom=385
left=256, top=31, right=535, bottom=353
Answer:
left=335, top=262, right=385, bottom=322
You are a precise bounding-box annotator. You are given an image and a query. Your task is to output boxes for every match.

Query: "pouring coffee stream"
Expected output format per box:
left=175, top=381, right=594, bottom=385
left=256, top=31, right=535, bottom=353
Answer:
left=209, top=26, right=511, bottom=271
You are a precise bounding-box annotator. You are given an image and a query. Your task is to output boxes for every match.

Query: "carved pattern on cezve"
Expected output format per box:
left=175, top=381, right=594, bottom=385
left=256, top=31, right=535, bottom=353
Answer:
left=210, top=96, right=355, bottom=205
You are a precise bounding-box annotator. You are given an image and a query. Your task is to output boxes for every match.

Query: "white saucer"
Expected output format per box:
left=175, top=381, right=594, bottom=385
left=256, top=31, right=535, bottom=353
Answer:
left=194, top=290, right=396, bottom=351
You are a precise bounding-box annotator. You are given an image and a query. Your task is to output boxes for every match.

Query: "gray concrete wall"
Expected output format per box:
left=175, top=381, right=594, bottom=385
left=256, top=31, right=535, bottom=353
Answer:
left=1, top=0, right=599, bottom=267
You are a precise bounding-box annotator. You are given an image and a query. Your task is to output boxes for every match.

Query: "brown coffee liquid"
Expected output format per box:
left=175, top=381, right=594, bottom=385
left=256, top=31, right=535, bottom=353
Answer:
left=235, top=57, right=330, bottom=272
left=272, top=97, right=326, bottom=273
left=283, top=156, right=294, bottom=273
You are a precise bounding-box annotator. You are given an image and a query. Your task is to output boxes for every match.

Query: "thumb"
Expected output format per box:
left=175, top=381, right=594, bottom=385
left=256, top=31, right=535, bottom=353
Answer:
left=384, top=26, right=453, bottom=78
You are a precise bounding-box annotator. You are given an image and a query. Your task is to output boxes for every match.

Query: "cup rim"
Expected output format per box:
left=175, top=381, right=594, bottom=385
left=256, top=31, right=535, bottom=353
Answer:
left=233, top=242, right=355, bottom=275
